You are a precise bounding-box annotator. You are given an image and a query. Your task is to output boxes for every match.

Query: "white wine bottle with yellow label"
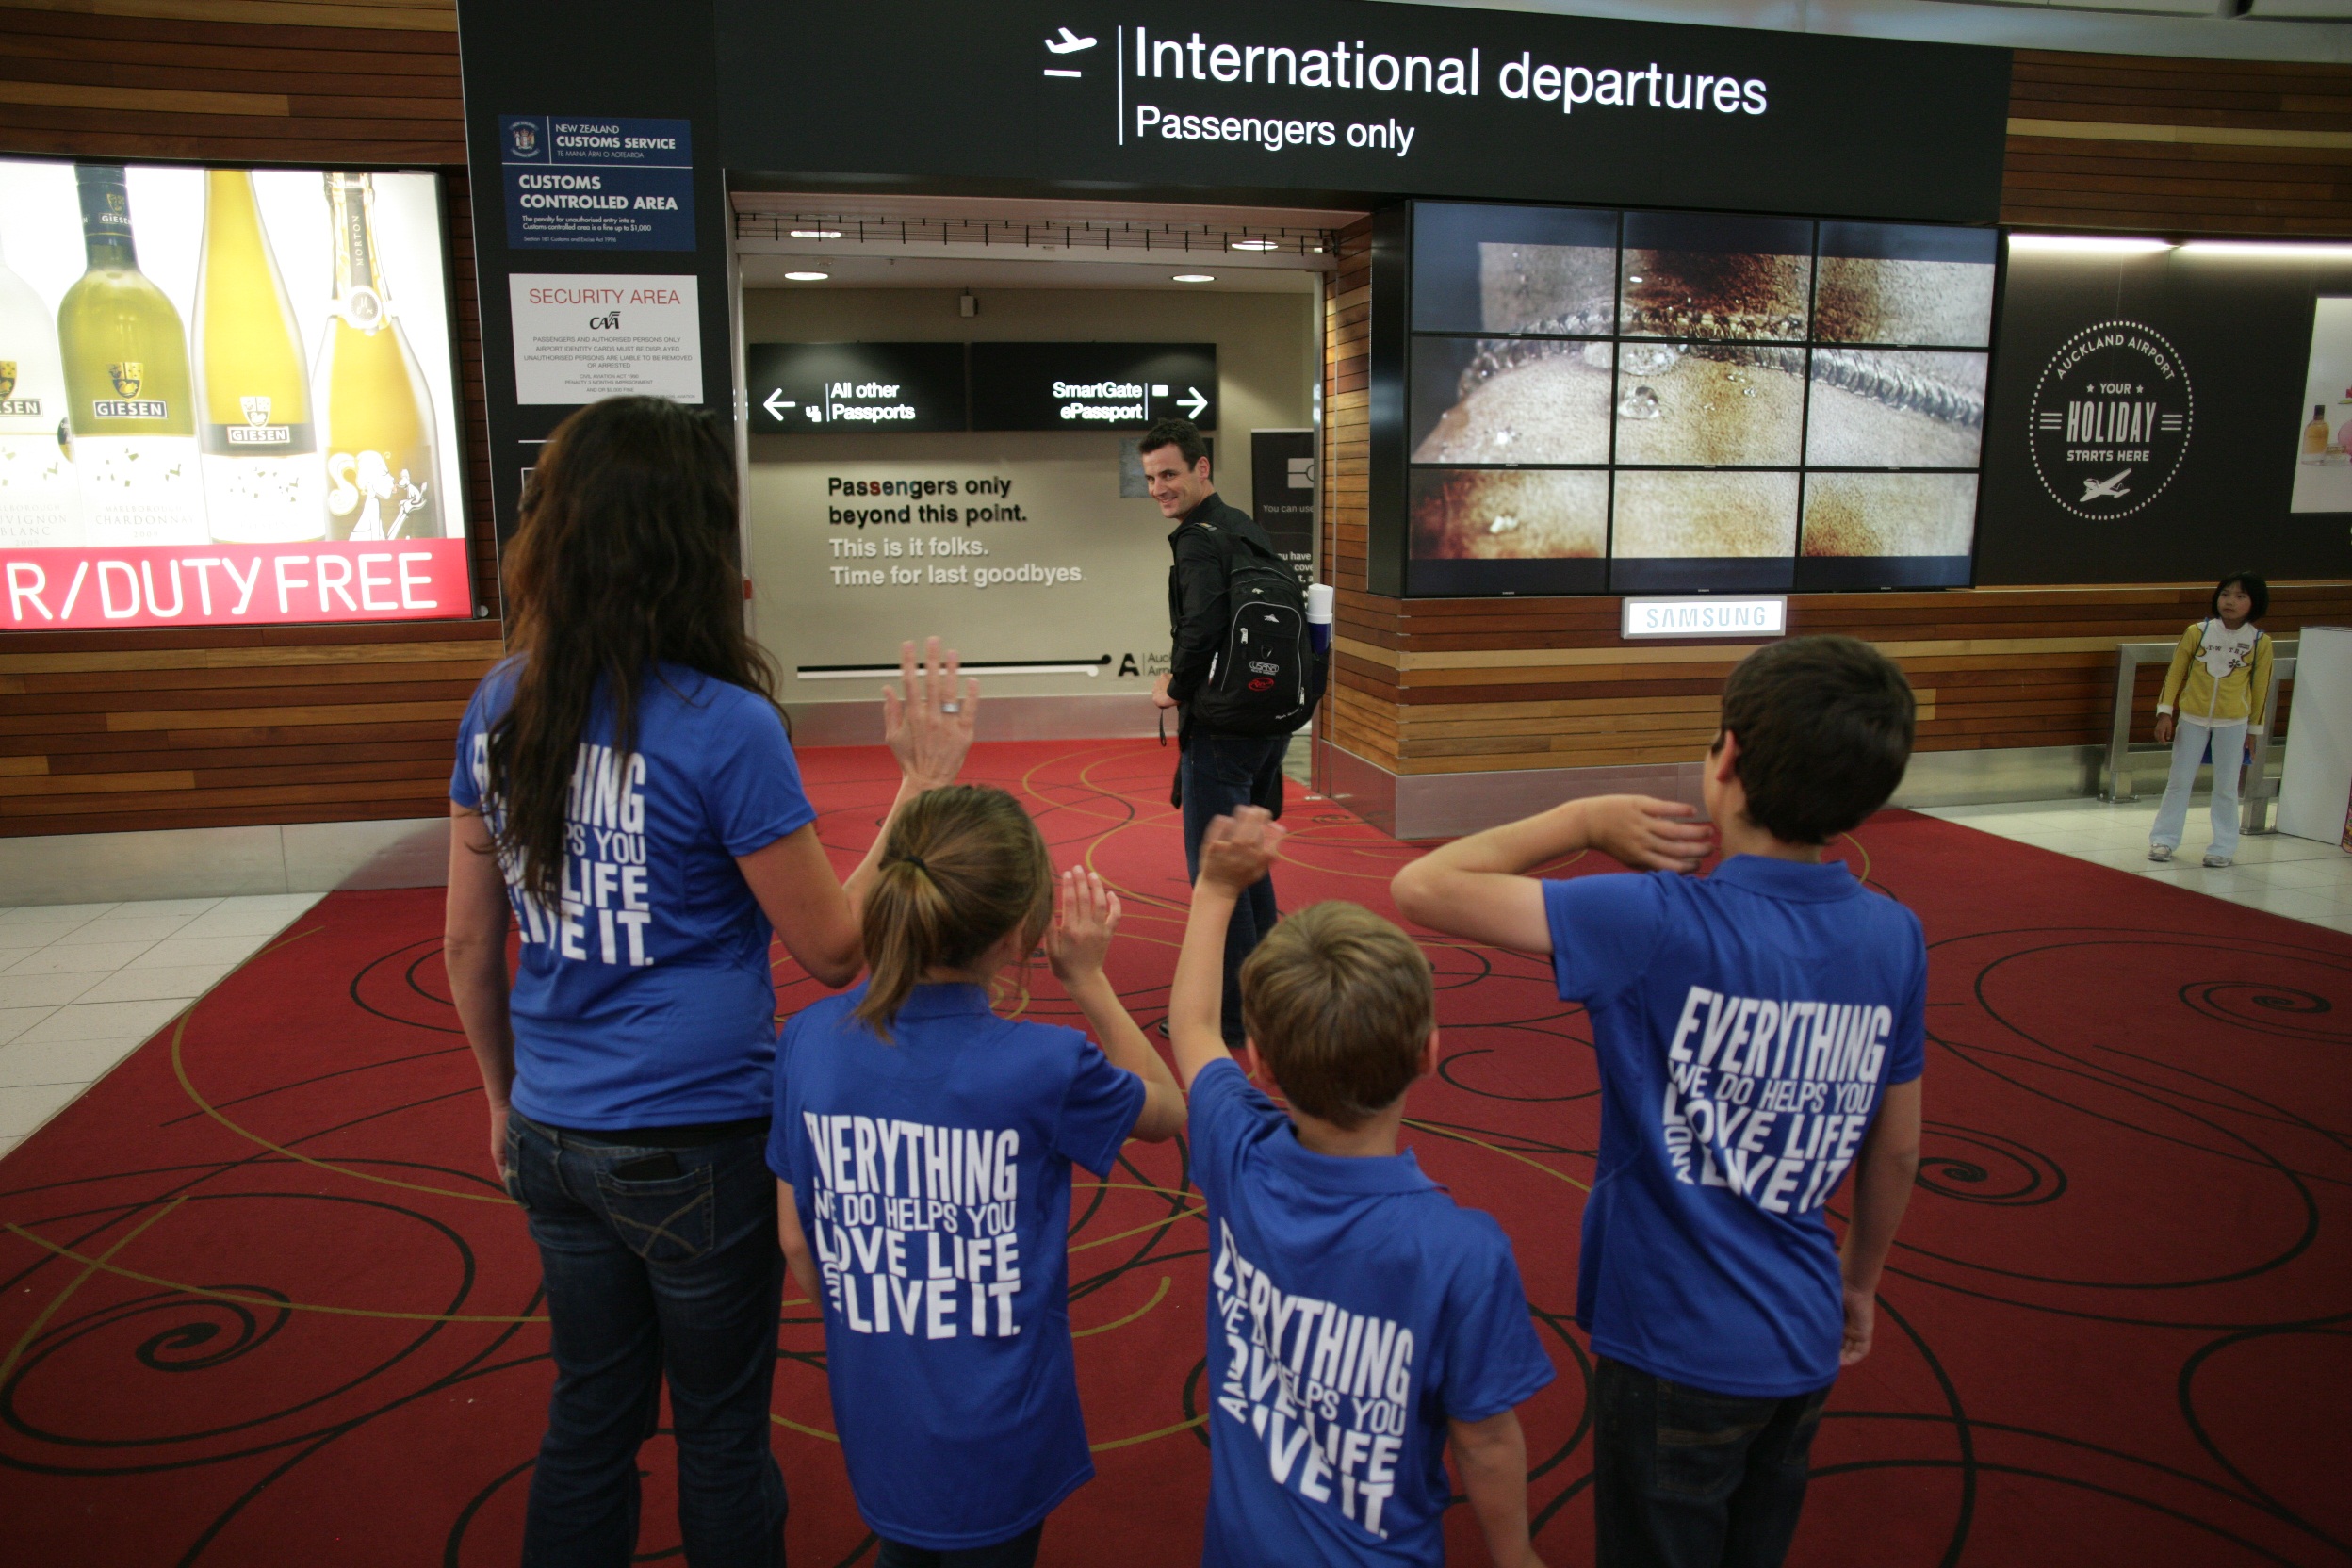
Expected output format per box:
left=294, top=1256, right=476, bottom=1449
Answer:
left=194, top=169, right=322, bottom=543
left=316, top=172, right=440, bottom=542
left=59, top=164, right=207, bottom=546
left=0, top=235, right=78, bottom=547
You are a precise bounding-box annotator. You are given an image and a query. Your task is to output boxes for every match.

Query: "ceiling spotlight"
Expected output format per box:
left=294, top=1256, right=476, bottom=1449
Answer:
left=1173, top=273, right=1215, bottom=283
left=783, top=270, right=830, bottom=282
left=1230, top=238, right=1279, bottom=252
left=789, top=228, right=843, bottom=240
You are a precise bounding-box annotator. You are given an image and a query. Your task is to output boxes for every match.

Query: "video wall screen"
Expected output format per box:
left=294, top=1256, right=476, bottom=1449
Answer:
left=1403, top=201, right=1996, bottom=596
left=0, top=159, right=468, bottom=630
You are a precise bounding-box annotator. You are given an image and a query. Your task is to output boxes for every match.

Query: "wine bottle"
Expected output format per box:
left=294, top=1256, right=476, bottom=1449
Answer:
left=0, top=237, right=78, bottom=547
left=194, top=169, right=321, bottom=542
left=59, top=164, right=207, bottom=546
left=316, top=172, right=440, bottom=542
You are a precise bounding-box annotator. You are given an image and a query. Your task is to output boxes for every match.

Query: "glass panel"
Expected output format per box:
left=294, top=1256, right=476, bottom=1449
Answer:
left=1805, top=350, right=1986, bottom=467
left=1620, top=211, right=1812, bottom=341
left=1801, top=471, right=1979, bottom=559
left=1610, top=469, right=1800, bottom=560
left=1410, top=467, right=1609, bottom=562
left=1412, top=202, right=1618, bottom=335
left=1411, top=337, right=1611, bottom=466
left=1814, top=222, right=1998, bottom=347
left=1611, top=344, right=1805, bottom=467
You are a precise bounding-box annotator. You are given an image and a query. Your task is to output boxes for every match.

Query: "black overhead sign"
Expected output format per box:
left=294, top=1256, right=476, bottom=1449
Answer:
left=746, top=342, right=970, bottom=433
left=715, top=0, right=2011, bottom=224
left=971, top=342, right=1217, bottom=432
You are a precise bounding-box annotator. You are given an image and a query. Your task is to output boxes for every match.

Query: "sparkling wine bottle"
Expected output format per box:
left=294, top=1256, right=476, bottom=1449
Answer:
left=316, top=172, right=440, bottom=542
left=59, top=164, right=207, bottom=546
left=194, top=169, right=322, bottom=542
left=0, top=237, right=78, bottom=547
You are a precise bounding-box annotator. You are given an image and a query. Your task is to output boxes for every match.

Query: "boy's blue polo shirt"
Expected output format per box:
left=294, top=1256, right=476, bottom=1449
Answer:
left=768, top=983, right=1146, bottom=1550
left=1189, top=1058, right=1555, bottom=1567
left=1545, top=856, right=1927, bottom=1397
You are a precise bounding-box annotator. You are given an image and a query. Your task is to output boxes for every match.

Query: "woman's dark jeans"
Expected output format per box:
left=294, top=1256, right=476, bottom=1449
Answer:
left=506, top=1115, right=788, bottom=1568
left=1592, top=1355, right=1832, bottom=1568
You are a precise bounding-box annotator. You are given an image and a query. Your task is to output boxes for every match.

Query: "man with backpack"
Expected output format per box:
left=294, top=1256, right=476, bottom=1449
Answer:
left=1140, top=416, right=1321, bottom=1049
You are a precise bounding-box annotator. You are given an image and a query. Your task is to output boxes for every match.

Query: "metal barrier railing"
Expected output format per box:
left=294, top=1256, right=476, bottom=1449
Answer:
left=2103, top=638, right=2296, bottom=834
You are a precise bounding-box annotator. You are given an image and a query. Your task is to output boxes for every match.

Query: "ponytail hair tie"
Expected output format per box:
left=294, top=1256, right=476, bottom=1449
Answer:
left=897, top=854, right=929, bottom=875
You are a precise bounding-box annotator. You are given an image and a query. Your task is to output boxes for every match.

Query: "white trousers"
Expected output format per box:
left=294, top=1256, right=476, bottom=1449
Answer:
left=2150, top=717, right=2247, bottom=858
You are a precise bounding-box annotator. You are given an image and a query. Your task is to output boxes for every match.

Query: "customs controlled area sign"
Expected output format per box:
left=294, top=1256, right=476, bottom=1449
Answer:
left=500, top=115, right=695, bottom=250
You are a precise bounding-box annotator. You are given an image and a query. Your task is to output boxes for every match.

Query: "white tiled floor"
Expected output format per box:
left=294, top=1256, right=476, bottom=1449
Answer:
left=1920, top=796, right=2352, bottom=936
left=0, top=893, right=323, bottom=1164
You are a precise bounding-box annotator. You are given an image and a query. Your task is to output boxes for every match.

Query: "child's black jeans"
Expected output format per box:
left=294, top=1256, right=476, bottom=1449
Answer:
left=1592, top=1355, right=1832, bottom=1568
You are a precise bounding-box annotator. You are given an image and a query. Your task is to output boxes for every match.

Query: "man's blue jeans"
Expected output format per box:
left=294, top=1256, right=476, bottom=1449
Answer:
left=1181, top=728, right=1287, bottom=1045
left=1592, top=1356, right=1830, bottom=1568
left=506, top=1114, right=788, bottom=1568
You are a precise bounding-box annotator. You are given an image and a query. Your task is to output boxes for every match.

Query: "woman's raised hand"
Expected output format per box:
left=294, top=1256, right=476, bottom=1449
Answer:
left=1046, top=866, right=1121, bottom=986
left=882, top=636, right=978, bottom=790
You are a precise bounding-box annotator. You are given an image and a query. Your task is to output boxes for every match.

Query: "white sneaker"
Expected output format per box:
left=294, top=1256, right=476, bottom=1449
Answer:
left=2148, top=844, right=2173, bottom=862
left=2203, top=852, right=2232, bottom=868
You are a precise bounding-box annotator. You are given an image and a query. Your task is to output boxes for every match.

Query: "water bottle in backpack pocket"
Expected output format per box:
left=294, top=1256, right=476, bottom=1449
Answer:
left=1193, top=531, right=1326, bottom=736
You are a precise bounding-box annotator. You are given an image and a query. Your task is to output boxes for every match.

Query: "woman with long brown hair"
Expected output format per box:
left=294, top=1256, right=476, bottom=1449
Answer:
left=443, top=395, right=973, bottom=1567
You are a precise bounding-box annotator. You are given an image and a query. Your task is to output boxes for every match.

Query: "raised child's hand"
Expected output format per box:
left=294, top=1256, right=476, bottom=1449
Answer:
left=882, top=636, right=978, bottom=790
left=1583, top=794, right=1712, bottom=874
left=1199, top=808, right=1286, bottom=894
left=1046, top=866, right=1121, bottom=985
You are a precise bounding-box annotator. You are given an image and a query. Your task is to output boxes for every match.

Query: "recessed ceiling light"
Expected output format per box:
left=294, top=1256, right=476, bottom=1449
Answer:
left=2180, top=240, right=2352, bottom=259
left=789, top=228, right=843, bottom=240
left=1230, top=238, right=1279, bottom=252
left=783, top=270, right=830, bottom=281
left=1173, top=273, right=1215, bottom=283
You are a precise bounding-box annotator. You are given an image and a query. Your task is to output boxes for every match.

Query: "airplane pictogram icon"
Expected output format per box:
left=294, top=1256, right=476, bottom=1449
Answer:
left=1046, top=27, right=1097, bottom=53
left=2079, top=470, right=2132, bottom=503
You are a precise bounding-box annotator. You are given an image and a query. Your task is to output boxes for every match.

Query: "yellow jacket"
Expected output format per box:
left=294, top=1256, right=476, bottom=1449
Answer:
left=2156, top=619, right=2273, bottom=728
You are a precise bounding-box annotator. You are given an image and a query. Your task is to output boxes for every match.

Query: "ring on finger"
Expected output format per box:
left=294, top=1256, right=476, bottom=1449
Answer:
left=939, top=701, right=962, bottom=714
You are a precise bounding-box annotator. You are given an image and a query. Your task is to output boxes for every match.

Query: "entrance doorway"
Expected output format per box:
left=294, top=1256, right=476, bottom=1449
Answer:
left=728, top=192, right=1353, bottom=743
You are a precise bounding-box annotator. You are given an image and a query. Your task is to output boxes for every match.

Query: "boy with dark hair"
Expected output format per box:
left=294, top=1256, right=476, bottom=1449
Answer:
left=1139, top=416, right=1289, bottom=1046
left=1392, top=634, right=1927, bottom=1568
left=1168, top=814, right=1556, bottom=1568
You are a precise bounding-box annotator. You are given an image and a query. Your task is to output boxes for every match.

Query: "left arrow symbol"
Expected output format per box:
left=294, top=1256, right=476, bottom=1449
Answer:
left=763, top=390, right=792, bottom=419
left=1180, top=386, right=1209, bottom=419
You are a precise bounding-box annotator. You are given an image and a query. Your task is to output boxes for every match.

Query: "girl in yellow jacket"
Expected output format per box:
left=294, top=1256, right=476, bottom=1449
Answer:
left=2149, top=572, right=2273, bottom=868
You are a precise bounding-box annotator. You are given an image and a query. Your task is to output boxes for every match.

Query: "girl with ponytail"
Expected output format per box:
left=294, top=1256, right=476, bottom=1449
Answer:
left=766, top=787, right=1185, bottom=1567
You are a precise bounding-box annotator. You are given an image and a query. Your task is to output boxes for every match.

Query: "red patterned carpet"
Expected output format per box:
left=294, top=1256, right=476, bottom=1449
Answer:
left=1, top=739, right=2347, bottom=1566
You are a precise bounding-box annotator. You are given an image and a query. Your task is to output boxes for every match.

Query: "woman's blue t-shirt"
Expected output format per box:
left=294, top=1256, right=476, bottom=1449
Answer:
left=767, top=983, right=1147, bottom=1551
left=449, top=659, right=815, bottom=1130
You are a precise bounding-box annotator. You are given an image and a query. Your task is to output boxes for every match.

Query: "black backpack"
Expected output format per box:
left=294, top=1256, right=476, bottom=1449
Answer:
left=1189, top=527, right=1327, bottom=737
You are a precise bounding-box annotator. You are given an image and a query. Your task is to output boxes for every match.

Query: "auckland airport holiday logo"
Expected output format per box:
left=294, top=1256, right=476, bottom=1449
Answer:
left=2028, top=320, right=2193, bottom=521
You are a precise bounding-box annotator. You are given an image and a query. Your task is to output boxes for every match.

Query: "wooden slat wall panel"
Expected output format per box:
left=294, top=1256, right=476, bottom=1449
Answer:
left=2003, top=50, right=2352, bottom=236
left=0, top=0, right=502, bottom=838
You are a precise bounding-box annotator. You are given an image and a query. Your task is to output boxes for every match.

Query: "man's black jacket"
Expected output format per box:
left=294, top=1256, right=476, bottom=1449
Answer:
left=1165, top=492, right=1280, bottom=715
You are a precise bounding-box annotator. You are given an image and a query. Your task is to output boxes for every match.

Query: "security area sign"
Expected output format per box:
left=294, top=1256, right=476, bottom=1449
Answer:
left=501, top=114, right=696, bottom=250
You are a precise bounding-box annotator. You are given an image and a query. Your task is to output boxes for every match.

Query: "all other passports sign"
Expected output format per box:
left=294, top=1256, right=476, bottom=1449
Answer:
left=501, top=115, right=695, bottom=251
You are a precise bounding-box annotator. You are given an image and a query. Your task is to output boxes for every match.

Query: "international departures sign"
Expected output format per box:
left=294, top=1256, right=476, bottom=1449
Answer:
left=717, top=0, right=2012, bottom=224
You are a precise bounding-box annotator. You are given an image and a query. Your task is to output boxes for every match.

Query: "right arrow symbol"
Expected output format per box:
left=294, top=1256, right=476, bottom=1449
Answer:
left=1180, top=386, right=1208, bottom=419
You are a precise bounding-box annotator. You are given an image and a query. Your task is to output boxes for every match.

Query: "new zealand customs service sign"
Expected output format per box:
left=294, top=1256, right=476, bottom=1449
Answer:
left=2028, top=320, right=2193, bottom=521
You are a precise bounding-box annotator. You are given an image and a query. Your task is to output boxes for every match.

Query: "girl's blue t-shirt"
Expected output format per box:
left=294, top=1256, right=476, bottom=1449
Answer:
left=766, top=983, right=1147, bottom=1551
left=449, top=659, right=815, bottom=1130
